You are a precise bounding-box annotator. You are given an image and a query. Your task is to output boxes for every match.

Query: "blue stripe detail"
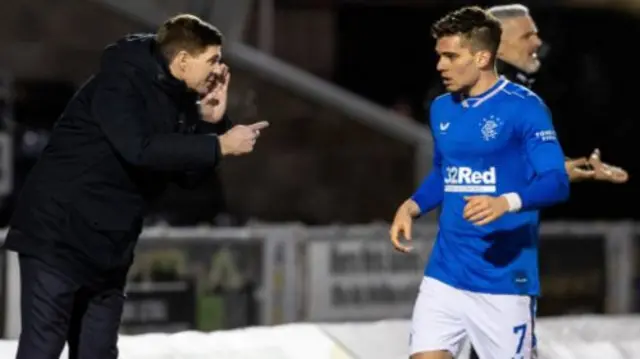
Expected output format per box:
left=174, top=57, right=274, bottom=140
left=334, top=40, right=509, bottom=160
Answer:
left=530, top=296, right=537, bottom=351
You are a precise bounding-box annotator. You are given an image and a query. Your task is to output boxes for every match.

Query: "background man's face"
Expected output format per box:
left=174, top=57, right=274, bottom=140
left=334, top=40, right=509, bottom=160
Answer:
left=498, top=15, right=543, bottom=74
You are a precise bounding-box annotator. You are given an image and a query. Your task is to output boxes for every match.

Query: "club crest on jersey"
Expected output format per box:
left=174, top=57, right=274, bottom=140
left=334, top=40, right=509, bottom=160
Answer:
left=479, top=115, right=503, bottom=141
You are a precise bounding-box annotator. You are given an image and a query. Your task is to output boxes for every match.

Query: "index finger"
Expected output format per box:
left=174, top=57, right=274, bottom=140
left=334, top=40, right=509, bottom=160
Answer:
left=248, top=121, right=270, bottom=131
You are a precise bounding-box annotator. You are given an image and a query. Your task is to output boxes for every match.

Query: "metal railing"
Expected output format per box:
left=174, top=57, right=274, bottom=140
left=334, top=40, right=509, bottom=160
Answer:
left=2, top=221, right=637, bottom=338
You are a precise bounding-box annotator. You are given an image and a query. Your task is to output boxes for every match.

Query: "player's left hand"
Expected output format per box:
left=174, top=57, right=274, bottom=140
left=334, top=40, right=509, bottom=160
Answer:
left=463, top=195, right=510, bottom=226
left=588, top=148, right=629, bottom=184
left=200, top=64, right=230, bottom=124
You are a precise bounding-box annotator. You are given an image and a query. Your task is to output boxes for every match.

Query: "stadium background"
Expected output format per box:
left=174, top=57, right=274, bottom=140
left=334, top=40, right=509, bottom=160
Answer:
left=0, top=0, right=637, bottom=357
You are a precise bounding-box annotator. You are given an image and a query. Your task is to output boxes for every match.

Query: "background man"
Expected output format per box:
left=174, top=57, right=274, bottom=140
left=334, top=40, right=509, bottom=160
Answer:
left=488, top=3, right=628, bottom=184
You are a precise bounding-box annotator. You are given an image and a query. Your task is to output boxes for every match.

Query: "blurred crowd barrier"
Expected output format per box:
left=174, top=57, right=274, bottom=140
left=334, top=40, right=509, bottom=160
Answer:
left=1, top=221, right=638, bottom=339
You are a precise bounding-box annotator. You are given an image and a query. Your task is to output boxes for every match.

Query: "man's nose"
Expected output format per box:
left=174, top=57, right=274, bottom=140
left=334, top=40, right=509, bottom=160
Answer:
left=532, top=35, right=543, bottom=49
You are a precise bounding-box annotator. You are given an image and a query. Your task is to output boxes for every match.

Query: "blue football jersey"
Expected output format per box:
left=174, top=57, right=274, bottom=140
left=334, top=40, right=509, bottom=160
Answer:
left=411, top=77, right=569, bottom=295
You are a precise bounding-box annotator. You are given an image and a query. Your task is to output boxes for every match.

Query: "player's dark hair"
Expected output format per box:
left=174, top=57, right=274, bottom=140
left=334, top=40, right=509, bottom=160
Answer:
left=431, top=6, right=502, bottom=59
left=156, top=14, right=223, bottom=60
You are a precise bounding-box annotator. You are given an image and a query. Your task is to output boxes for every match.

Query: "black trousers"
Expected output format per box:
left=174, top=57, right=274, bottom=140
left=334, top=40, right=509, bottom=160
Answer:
left=16, top=254, right=126, bottom=359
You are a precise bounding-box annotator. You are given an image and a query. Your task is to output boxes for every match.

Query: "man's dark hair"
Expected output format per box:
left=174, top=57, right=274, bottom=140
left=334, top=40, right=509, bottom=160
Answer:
left=431, top=6, right=502, bottom=58
left=156, top=14, right=223, bottom=60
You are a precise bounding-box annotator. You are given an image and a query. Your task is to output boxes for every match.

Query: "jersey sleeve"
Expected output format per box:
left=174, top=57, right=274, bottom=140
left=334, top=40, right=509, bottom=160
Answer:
left=511, top=98, right=570, bottom=211
left=411, top=145, right=444, bottom=214
left=410, top=102, right=444, bottom=214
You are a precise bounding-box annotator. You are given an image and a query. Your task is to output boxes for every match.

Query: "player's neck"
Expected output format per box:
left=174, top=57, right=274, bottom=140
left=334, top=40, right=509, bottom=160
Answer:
left=467, top=72, right=501, bottom=97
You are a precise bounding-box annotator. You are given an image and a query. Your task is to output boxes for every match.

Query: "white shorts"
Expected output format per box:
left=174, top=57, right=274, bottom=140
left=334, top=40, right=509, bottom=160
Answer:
left=410, top=277, right=535, bottom=359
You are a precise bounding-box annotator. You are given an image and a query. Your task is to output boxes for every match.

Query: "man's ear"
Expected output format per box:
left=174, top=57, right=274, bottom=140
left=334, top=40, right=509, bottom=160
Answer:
left=174, top=50, right=189, bottom=72
left=475, top=50, right=493, bottom=68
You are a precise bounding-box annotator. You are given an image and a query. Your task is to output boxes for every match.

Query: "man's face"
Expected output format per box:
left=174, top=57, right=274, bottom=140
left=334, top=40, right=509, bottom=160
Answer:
left=435, top=35, right=484, bottom=93
left=498, top=15, right=542, bottom=74
left=177, top=45, right=223, bottom=95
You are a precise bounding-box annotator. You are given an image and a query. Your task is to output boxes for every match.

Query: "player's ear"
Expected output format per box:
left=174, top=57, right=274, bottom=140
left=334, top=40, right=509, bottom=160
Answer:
left=474, top=50, right=492, bottom=68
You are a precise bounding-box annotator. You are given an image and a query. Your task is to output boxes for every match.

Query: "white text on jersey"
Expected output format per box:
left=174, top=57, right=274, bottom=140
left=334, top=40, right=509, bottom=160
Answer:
left=444, top=166, right=497, bottom=193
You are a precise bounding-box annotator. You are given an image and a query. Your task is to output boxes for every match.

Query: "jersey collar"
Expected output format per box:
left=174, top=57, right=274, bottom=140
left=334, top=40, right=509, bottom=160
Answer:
left=460, top=76, right=509, bottom=108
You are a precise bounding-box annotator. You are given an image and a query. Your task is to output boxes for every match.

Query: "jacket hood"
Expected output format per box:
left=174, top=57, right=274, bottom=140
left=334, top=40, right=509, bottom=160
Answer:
left=99, top=33, right=193, bottom=98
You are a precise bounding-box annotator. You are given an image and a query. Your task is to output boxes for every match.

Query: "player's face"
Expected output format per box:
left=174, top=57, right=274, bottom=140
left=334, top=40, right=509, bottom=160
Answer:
left=177, top=45, right=223, bottom=95
left=498, top=15, right=542, bottom=74
left=435, top=35, right=483, bottom=93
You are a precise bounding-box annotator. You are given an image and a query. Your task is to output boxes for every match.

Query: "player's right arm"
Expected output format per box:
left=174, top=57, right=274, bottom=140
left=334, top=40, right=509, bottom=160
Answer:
left=410, top=99, right=445, bottom=215
left=92, top=69, right=263, bottom=172
left=390, top=112, right=444, bottom=252
left=409, top=146, right=444, bottom=215
left=389, top=167, right=443, bottom=253
left=390, top=165, right=443, bottom=253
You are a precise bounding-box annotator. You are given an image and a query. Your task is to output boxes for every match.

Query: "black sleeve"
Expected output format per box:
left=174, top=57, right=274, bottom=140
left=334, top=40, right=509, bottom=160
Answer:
left=174, top=114, right=234, bottom=189
left=92, top=69, right=222, bottom=171
left=194, top=114, right=233, bottom=135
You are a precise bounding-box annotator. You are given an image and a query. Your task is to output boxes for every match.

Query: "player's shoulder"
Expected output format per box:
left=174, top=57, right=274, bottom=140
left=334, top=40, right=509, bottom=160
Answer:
left=500, top=81, right=546, bottom=108
left=429, top=92, right=455, bottom=114
left=427, top=93, right=456, bottom=127
left=431, top=92, right=453, bottom=106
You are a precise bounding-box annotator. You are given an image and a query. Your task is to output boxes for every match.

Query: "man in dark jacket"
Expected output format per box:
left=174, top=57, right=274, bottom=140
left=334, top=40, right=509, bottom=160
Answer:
left=1, top=14, right=267, bottom=359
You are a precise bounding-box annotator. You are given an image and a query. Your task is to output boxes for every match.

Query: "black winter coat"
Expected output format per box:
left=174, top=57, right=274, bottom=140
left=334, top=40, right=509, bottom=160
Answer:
left=3, top=33, right=232, bottom=282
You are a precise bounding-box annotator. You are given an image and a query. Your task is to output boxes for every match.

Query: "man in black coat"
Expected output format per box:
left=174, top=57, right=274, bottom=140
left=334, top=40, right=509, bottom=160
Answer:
left=1, top=14, right=268, bottom=359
